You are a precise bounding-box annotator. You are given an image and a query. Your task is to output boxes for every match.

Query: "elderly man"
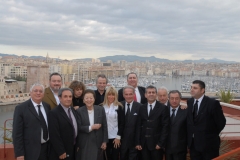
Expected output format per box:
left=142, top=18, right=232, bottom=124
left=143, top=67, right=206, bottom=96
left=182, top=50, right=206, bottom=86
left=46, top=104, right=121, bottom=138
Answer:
left=13, top=83, right=51, bottom=160
left=157, top=86, right=169, bottom=106
left=120, top=85, right=142, bottom=160
left=43, top=72, right=62, bottom=109
left=94, top=74, right=108, bottom=105
left=48, top=88, right=79, bottom=160
left=118, top=72, right=147, bottom=104
left=187, top=80, right=226, bottom=160
left=165, top=90, right=187, bottom=160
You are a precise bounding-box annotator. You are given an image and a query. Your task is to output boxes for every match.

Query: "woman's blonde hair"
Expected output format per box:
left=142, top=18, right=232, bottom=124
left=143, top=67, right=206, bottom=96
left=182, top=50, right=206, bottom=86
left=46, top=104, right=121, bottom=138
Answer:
left=102, top=86, right=123, bottom=107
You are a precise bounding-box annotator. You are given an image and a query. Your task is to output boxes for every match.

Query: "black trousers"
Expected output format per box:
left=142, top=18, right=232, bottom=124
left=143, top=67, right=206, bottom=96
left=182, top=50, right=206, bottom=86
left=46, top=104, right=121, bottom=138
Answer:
left=38, top=142, right=49, bottom=160
left=165, top=151, right=187, bottom=160
left=190, top=139, right=219, bottom=160
left=120, top=146, right=138, bottom=160
left=141, top=146, right=163, bottom=160
left=105, top=139, right=120, bottom=160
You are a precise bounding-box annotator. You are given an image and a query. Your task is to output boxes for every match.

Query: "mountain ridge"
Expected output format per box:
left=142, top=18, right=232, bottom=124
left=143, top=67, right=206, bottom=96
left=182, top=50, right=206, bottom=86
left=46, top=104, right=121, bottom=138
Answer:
left=0, top=53, right=236, bottom=63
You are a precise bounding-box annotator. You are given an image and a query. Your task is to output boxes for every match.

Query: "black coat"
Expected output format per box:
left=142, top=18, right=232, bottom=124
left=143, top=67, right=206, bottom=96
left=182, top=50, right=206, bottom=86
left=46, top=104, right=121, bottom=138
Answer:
left=118, top=86, right=147, bottom=104
left=187, top=96, right=226, bottom=152
left=12, top=99, right=51, bottom=160
left=121, top=101, right=141, bottom=148
left=136, top=101, right=170, bottom=150
left=116, top=105, right=125, bottom=138
left=166, top=106, right=188, bottom=154
left=72, top=96, right=84, bottom=107
left=94, top=90, right=106, bottom=105
left=48, top=104, right=79, bottom=160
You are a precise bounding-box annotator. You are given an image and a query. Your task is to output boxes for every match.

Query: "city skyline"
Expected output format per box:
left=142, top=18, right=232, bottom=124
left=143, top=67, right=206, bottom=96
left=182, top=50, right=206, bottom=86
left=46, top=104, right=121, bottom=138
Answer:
left=0, top=0, right=240, bottom=61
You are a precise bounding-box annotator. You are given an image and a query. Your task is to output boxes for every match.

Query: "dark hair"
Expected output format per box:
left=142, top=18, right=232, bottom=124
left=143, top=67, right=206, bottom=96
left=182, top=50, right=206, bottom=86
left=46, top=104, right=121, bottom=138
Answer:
left=83, top=89, right=96, bottom=100
left=145, top=85, right=157, bottom=93
left=96, top=74, right=108, bottom=84
left=127, top=72, right=138, bottom=79
left=192, top=80, right=205, bottom=89
left=168, top=90, right=182, bottom=99
left=58, top=88, right=73, bottom=97
left=50, top=72, right=62, bottom=80
left=69, top=80, right=86, bottom=98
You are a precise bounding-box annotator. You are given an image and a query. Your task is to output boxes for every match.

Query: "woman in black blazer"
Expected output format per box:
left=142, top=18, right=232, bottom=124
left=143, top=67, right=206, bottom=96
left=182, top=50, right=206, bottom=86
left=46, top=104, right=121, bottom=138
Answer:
left=100, top=86, right=124, bottom=160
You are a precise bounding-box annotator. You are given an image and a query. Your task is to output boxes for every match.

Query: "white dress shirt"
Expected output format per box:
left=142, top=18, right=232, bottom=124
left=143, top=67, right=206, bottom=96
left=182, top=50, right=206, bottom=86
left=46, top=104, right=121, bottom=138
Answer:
left=31, top=99, right=48, bottom=143
left=135, top=87, right=141, bottom=103
left=104, top=103, right=121, bottom=139
left=88, top=110, right=94, bottom=132
left=164, top=101, right=168, bottom=106
left=50, top=87, right=60, bottom=105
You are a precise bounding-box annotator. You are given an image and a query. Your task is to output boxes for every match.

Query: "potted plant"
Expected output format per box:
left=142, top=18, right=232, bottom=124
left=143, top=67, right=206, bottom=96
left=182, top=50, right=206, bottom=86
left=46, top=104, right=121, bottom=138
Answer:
left=218, top=90, right=234, bottom=103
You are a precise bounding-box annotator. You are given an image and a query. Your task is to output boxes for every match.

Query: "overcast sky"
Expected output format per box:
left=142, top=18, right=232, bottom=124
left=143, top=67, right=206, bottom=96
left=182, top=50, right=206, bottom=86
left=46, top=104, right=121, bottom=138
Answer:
left=0, top=0, right=240, bottom=61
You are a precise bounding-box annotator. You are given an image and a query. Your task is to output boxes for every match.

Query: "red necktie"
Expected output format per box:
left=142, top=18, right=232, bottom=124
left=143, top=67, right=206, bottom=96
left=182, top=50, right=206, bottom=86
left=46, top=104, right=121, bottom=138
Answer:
left=134, top=93, right=137, bottom=102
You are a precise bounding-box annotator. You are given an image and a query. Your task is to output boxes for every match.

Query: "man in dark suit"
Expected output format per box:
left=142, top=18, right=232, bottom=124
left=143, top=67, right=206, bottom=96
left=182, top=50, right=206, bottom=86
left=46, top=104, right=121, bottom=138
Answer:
left=120, top=85, right=141, bottom=160
left=187, top=80, right=226, bottom=160
left=48, top=88, right=79, bottom=160
left=94, top=74, right=108, bottom=105
left=157, top=86, right=170, bottom=107
left=136, top=85, right=170, bottom=160
left=118, top=72, right=147, bottom=104
left=43, top=72, right=62, bottom=109
left=12, top=83, right=51, bottom=160
left=165, top=90, right=187, bottom=160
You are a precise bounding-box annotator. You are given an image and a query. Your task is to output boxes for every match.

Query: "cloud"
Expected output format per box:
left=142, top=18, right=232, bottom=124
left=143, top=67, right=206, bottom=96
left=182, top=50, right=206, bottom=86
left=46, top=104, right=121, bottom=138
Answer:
left=0, top=0, right=240, bottom=61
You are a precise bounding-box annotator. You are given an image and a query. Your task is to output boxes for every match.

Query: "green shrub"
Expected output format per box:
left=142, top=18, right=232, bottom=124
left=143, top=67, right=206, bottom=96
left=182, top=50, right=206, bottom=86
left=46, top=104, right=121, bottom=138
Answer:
left=218, top=90, right=234, bottom=103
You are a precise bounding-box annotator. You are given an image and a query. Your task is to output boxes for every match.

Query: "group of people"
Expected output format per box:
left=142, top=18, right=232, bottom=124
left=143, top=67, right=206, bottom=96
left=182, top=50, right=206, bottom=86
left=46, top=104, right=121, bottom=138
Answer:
left=12, top=72, right=226, bottom=160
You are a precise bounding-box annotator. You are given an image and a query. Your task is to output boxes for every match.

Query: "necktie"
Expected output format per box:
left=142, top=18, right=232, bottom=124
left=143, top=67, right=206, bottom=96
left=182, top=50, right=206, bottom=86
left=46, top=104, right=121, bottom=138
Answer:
left=126, top=103, right=130, bottom=122
left=171, top=109, right=176, bottom=123
left=193, top=100, right=199, bottom=119
left=37, top=105, right=48, bottom=141
left=68, top=108, right=76, bottom=144
left=149, top=105, right=152, bottom=117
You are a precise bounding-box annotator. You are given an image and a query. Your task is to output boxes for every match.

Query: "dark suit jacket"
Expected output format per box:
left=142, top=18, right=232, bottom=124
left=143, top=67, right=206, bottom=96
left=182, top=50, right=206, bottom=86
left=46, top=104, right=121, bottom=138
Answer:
left=166, top=106, right=188, bottom=154
left=43, top=87, right=58, bottom=109
left=166, top=101, right=170, bottom=107
left=48, top=104, right=79, bottom=160
left=136, top=101, right=170, bottom=150
left=12, top=99, right=51, bottom=160
left=121, top=101, right=141, bottom=148
left=118, top=86, right=147, bottom=104
left=116, top=105, right=125, bottom=138
left=76, top=105, right=108, bottom=148
left=187, top=96, right=226, bottom=152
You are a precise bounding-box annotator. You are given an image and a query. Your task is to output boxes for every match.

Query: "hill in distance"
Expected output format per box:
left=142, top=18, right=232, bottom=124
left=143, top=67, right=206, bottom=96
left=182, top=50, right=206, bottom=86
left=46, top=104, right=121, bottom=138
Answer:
left=0, top=53, right=236, bottom=63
